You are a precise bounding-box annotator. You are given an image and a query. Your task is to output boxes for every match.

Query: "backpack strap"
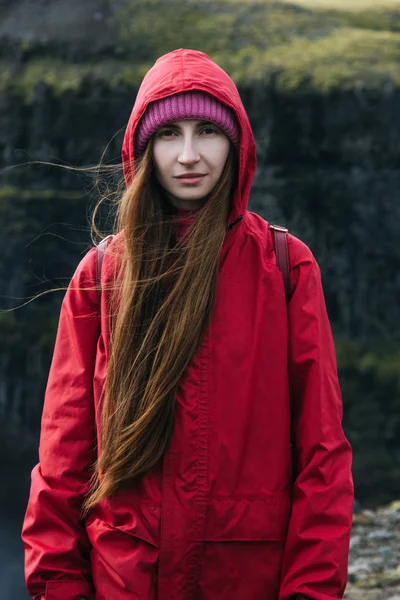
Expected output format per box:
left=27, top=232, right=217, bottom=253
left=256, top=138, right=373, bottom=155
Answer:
left=96, top=229, right=290, bottom=305
left=269, top=224, right=290, bottom=303
left=96, top=235, right=113, bottom=307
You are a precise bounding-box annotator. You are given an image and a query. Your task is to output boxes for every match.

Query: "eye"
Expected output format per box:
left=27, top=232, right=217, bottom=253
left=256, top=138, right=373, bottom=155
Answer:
left=157, top=128, right=177, bottom=138
left=201, top=126, right=220, bottom=135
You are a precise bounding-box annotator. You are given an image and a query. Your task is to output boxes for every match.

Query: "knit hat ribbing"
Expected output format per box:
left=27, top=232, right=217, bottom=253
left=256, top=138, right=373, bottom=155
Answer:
left=135, top=91, right=240, bottom=156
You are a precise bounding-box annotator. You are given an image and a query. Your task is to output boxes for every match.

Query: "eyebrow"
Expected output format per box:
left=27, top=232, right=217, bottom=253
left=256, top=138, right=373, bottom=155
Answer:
left=159, top=120, right=216, bottom=129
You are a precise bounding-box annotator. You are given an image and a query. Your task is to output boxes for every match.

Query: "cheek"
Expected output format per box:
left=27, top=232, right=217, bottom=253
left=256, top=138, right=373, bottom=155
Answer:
left=152, top=145, right=169, bottom=179
left=210, top=138, right=230, bottom=171
left=214, top=150, right=230, bottom=175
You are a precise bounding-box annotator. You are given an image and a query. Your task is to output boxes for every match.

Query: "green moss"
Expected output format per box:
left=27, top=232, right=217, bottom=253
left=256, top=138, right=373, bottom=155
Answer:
left=113, top=0, right=400, bottom=90
left=114, top=0, right=335, bottom=57
left=20, top=60, right=89, bottom=100
left=259, top=28, right=400, bottom=91
left=322, top=8, right=400, bottom=31
left=208, top=28, right=400, bottom=90
left=0, top=60, right=86, bottom=100
left=0, top=59, right=152, bottom=103
left=0, top=63, right=14, bottom=90
left=334, top=333, right=400, bottom=383
left=273, top=0, right=400, bottom=10
left=3, top=1, right=400, bottom=95
left=0, top=186, right=82, bottom=202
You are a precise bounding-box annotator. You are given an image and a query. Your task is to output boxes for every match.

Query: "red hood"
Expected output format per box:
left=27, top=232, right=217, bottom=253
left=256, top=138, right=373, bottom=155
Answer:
left=121, top=48, right=257, bottom=227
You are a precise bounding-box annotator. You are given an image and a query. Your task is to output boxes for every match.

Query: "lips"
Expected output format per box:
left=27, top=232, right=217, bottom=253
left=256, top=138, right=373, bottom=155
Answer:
left=175, top=174, right=206, bottom=179
left=174, top=174, right=206, bottom=185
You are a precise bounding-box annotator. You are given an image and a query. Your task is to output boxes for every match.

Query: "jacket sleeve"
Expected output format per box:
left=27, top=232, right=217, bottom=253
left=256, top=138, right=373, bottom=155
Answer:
left=21, top=247, right=99, bottom=600
left=279, top=252, right=354, bottom=600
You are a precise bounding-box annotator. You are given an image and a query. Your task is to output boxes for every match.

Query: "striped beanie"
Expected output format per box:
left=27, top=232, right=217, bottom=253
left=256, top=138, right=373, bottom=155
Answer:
left=134, top=91, right=240, bottom=156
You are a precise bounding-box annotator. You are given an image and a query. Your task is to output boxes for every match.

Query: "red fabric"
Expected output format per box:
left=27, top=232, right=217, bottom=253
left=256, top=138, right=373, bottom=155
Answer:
left=22, top=49, right=354, bottom=600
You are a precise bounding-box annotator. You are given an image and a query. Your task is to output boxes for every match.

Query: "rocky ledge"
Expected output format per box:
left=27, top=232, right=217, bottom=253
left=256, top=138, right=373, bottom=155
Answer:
left=345, top=500, right=400, bottom=599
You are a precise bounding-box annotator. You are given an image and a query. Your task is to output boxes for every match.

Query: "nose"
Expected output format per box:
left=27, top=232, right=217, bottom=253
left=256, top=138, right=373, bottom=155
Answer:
left=178, top=136, right=200, bottom=165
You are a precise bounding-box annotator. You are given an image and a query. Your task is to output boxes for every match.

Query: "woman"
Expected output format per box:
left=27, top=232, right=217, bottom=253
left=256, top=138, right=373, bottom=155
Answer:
left=22, top=48, right=354, bottom=600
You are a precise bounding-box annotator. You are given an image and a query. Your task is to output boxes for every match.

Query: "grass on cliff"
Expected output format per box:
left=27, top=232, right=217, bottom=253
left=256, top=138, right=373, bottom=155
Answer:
left=0, top=59, right=152, bottom=103
left=276, top=0, right=400, bottom=10
left=3, top=0, right=400, bottom=98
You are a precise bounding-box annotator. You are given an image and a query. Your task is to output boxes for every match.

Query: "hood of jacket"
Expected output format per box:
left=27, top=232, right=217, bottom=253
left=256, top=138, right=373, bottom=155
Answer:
left=121, top=48, right=257, bottom=228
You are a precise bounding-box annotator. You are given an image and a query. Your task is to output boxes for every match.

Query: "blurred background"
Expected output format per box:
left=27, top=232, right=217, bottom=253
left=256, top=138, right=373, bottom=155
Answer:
left=1, top=0, right=400, bottom=598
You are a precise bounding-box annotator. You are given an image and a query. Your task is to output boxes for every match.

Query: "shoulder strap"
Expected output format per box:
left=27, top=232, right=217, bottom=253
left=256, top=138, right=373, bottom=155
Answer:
left=96, top=235, right=112, bottom=307
left=96, top=228, right=290, bottom=305
left=269, top=224, right=290, bottom=303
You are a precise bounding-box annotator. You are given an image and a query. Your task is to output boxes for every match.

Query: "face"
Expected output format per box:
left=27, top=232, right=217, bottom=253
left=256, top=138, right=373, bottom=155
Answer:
left=152, top=120, right=231, bottom=203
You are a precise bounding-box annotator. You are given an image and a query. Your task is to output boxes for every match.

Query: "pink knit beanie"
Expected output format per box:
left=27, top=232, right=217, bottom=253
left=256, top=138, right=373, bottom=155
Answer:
left=135, top=91, right=240, bottom=156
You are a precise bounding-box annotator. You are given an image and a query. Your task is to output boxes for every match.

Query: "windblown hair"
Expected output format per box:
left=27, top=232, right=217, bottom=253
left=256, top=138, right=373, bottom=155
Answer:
left=82, top=140, right=236, bottom=514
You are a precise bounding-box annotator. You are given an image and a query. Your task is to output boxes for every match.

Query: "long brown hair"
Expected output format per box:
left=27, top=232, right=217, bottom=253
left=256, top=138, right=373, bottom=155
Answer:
left=82, top=140, right=237, bottom=514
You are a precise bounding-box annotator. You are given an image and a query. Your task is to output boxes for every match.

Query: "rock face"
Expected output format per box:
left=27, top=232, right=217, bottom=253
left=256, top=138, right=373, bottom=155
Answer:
left=346, top=501, right=400, bottom=599
left=0, top=0, right=117, bottom=59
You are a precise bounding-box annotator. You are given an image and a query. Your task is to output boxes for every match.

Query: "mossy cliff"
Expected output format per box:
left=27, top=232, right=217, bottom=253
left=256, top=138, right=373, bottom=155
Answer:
left=1, top=0, right=400, bottom=506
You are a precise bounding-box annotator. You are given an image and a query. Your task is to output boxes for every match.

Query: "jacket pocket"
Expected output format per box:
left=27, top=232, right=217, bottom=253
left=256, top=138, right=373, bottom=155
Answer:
left=45, top=579, right=94, bottom=599
left=204, top=492, right=292, bottom=542
left=84, top=511, right=158, bottom=600
left=85, top=504, right=160, bottom=548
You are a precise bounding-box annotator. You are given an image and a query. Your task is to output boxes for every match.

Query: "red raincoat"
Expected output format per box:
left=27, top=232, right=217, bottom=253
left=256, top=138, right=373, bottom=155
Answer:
left=22, top=49, right=354, bottom=600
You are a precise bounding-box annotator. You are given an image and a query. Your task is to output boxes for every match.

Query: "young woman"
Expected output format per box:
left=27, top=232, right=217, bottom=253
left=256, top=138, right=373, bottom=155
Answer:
left=22, top=48, right=354, bottom=600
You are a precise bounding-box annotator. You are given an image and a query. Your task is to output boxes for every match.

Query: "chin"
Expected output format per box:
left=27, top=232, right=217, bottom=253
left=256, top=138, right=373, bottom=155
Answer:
left=171, top=191, right=209, bottom=202
left=175, top=194, right=205, bottom=202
